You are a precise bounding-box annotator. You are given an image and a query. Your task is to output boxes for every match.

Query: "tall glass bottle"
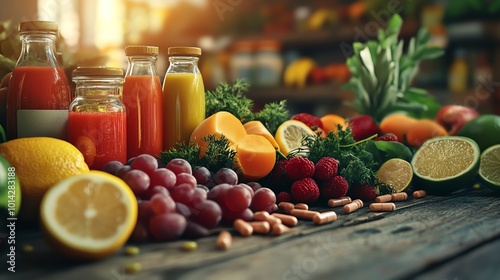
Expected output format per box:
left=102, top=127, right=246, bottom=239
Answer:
left=162, top=47, right=205, bottom=151
left=7, top=21, right=71, bottom=140
left=123, top=45, right=163, bottom=158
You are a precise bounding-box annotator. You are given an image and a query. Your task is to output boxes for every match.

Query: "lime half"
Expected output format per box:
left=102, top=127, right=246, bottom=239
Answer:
left=377, top=158, right=413, bottom=193
left=479, top=144, right=500, bottom=191
left=411, top=136, right=480, bottom=194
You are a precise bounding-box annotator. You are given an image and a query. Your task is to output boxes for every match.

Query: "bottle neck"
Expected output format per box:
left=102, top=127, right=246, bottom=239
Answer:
left=17, top=32, right=61, bottom=68
left=167, top=56, right=200, bottom=74
left=125, top=55, right=158, bottom=76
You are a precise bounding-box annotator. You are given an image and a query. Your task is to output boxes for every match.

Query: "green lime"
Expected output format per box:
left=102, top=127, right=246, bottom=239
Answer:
left=411, top=136, right=480, bottom=194
left=377, top=158, right=413, bottom=193
left=478, top=144, right=500, bottom=191
left=457, top=114, right=500, bottom=152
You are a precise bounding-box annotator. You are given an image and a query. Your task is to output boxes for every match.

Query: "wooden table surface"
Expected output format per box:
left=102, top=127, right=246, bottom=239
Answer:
left=2, top=186, right=500, bottom=280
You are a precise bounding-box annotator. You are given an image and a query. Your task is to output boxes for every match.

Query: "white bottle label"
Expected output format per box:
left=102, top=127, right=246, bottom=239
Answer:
left=17, top=109, right=68, bottom=140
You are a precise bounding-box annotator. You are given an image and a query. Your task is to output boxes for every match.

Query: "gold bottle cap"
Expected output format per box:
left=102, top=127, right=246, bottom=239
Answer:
left=125, top=45, right=159, bottom=56
left=72, top=66, right=124, bottom=78
left=19, top=21, right=58, bottom=32
left=168, top=46, right=202, bottom=56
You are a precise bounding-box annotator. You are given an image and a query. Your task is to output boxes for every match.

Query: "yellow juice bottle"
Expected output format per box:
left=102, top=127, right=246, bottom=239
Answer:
left=162, top=47, right=205, bottom=151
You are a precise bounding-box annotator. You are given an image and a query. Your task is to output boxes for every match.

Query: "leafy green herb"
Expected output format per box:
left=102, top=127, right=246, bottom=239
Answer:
left=159, top=134, right=237, bottom=174
left=344, top=14, right=444, bottom=121
left=252, top=100, right=289, bottom=136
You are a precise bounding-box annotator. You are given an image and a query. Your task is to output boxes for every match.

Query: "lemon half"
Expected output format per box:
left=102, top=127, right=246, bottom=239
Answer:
left=275, top=120, right=316, bottom=156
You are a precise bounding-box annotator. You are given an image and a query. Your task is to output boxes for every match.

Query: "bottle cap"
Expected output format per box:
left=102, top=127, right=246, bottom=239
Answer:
left=72, top=66, right=124, bottom=78
left=19, top=21, right=58, bottom=32
left=125, top=45, right=159, bottom=56
left=168, top=47, right=202, bottom=56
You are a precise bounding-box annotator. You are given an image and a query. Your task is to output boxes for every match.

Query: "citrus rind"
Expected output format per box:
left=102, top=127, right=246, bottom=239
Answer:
left=478, top=144, right=500, bottom=191
left=377, top=158, right=413, bottom=193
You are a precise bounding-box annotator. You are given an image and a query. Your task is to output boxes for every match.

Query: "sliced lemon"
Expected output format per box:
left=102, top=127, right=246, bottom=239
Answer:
left=411, top=136, right=480, bottom=194
left=479, top=144, right=500, bottom=191
left=275, top=120, right=316, bottom=156
left=40, top=171, right=137, bottom=260
left=377, top=158, right=413, bottom=193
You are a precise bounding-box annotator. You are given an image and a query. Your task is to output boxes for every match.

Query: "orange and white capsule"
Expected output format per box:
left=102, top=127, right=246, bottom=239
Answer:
left=375, top=194, right=392, bottom=203
left=391, top=192, right=408, bottom=201
left=327, top=196, right=352, bottom=207
left=413, top=190, right=426, bottom=199
left=253, top=211, right=282, bottom=226
left=343, top=199, right=363, bottom=214
left=271, top=223, right=291, bottom=236
left=216, top=230, right=232, bottom=250
left=272, top=203, right=279, bottom=212
left=271, top=213, right=298, bottom=227
left=247, top=221, right=271, bottom=234
left=294, top=203, right=309, bottom=210
left=290, top=209, right=319, bottom=220
left=278, top=202, right=295, bottom=213
left=233, top=219, right=253, bottom=237
left=313, top=211, right=337, bottom=225
left=369, top=202, right=396, bottom=212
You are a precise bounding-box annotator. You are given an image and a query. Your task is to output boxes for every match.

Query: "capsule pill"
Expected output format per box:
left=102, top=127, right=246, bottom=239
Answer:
left=375, top=194, right=392, bottom=203
left=369, top=202, right=396, bottom=212
left=272, top=203, right=279, bottom=212
left=313, top=211, right=337, bottom=225
left=233, top=219, right=253, bottom=236
left=216, top=230, right=232, bottom=250
left=271, top=223, right=291, bottom=236
left=328, top=196, right=351, bottom=207
left=247, top=221, right=271, bottom=234
left=343, top=200, right=362, bottom=213
left=290, top=209, right=320, bottom=220
left=391, top=192, right=408, bottom=201
left=182, top=241, right=198, bottom=251
left=279, top=202, right=295, bottom=213
left=294, top=203, right=309, bottom=210
left=413, top=190, right=426, bottom=198
left=353, top=199, right=363, bottom=208
left=271, top=213, right=298, bottom=227
left=124, top=262, right=142, bottom=274
left=253, top=211, right=282, bottom=226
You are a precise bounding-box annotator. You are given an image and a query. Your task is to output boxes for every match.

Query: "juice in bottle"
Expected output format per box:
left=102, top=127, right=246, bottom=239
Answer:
left=162, top=47, right=205, bottom=150
left=123, top=45, right=163, bottom=158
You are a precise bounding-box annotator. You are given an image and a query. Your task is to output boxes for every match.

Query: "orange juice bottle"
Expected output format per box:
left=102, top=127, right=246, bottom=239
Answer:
left=162, top=47, right=205, bottom=151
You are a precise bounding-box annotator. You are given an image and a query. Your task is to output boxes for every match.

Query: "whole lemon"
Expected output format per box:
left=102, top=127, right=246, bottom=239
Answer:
left=457, top=114, right=500, bottom=152
left=0, top=137, right=89, bottom=224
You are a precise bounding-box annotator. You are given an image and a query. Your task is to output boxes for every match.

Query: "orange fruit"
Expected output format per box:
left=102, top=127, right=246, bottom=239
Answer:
left=320, top=114, right=347, bottom=133
left=380, top=114, right=418, bottom=143
left=406, top=119, right=448, bottom=147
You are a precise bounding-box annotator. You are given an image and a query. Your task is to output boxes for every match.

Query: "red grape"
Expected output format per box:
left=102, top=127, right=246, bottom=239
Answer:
left=191, top=187, right=207, bottom=207
left=175, top=173, right=197, bottom=188
left=183, top=222, right=209, bottom=239
left=123, top=169, right=150, bottom=195
left=224, top=185, right=252, bottom=212
left=129, top=221, right=150, bottom=243
left=141, top=185, right=170, bottom=200
left=193, top=166, right=211, bottom=185
left=190, top=200, right=222, bottom=229
left=138, top=200, right=154, bottom=222
left=150, top=193, right=176, bottom=214
left=102, top=161, right=123, bottom=175
left=207, top=183, right=233, bottom=204
left=249, top=187, right=276, bottom=213
left=148, top=213, right=187, bottom=241
left=214, top=168, right=238, bottom=185
left=247, top=182, right=262, bottom=193
left=237, top=183, right=254, bottom=198
left=196, top=184, right=209, bottom=193
left=221, top=207, right=253, bottom=224
left=126, top=157, right=136, bottom=165
left=115, top=165, right=132, bottom=179
left=175, top=202, right=192, bottom=219
left=166, top=158, right=192, bottom=175
left=131, top=154, right=158, bottom=175
left=171, top=183, right=195, bottom=205
left=150, top=168, right=176, bottom=191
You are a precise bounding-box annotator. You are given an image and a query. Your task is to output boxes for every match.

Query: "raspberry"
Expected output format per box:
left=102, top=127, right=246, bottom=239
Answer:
left=291, top=113, right=324, bottom=130
left=291, top=178, right=320, bottom=204
left=320, top=175, right=349, bottom=199
left=349, top=184, right=377, bottom=202
left=276, top=191, right=292, bottom=203
left=374, top=133, right=398, bottom=142
left=314, top=157, right=339, bottom=180
left=286, top=157, right=315, bottom=181
left=270, top=159, right=292, bottom=192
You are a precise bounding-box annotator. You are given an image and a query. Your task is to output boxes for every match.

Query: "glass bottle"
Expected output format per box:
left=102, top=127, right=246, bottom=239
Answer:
left=68, top=67, right=127, bottom=170
left=123, top=45, right=163, bottom=158
left=162, top=47, right=205, bottom=151
left=7, top=21, right=71, bottom=140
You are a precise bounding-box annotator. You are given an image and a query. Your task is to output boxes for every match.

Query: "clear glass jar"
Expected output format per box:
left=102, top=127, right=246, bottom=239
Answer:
left=254, top=40, right=283, bottom=87
left=229, top=41, right=255, bottom=83
left=123, top=45, right=163, bottom=158
left=68, top=67, right=127, bottom=170
left=7, top=21, right=71, bottom=140
left=162, top=46, right=205, bottom=150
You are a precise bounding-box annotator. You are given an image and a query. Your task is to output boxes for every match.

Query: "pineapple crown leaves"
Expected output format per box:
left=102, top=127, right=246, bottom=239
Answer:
left=344, top=14, right=444, bottom=122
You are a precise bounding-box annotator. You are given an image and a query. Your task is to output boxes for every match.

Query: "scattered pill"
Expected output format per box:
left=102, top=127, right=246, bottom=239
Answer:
left=369, top=202, right=396, bottom=212
left=22, top=244, right=34, bottom=252
left=124, top=262, right=142, bottom=274
left=271, top=213, right=298, bottom=227
left=271, top=223, right=291, bottom=236
left=272, top=203, right=279, bottom=212
left=374, top=194, right=392, bottom=203
left=353, top=199, right=363, bottom=208
left=247, top=221, right=271, bottom=234
left=182, top=241, right=198, bottom=251
left=391, top=192, right=408, bottom=201
left=233, top=219, right=253, bottom=236
left=313, top=211, right=337, bottom=225
left=413, top=190, right=427, bottom=199
left=278, top=202, right=295, bottom=213
left=327, top=196, right=351, bottom=207
left=253, top=211, right=282, bottom=226
left=124, top=246, right=140, bottom=256
left=216, top=230, right=232, bottom=250
left=294, top=203, right=309, bottom=210
left=290, top=209, right=320, bottom=220
left=343, top=200, right=363, bottom=214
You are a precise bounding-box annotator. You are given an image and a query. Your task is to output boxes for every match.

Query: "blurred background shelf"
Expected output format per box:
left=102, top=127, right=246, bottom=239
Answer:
left=246, top=84, right=353, bottom=103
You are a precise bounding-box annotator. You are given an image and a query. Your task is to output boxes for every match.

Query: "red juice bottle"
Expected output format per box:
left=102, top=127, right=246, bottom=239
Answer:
left=7, top=21, right=71, bottom=140
left=68, top=67, right=127, bottom=170
left=123, top=45, right=163, bottom=158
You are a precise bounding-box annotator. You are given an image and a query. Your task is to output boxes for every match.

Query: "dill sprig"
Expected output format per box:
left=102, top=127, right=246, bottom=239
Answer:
left=252, top=100, right=289, bottom=135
